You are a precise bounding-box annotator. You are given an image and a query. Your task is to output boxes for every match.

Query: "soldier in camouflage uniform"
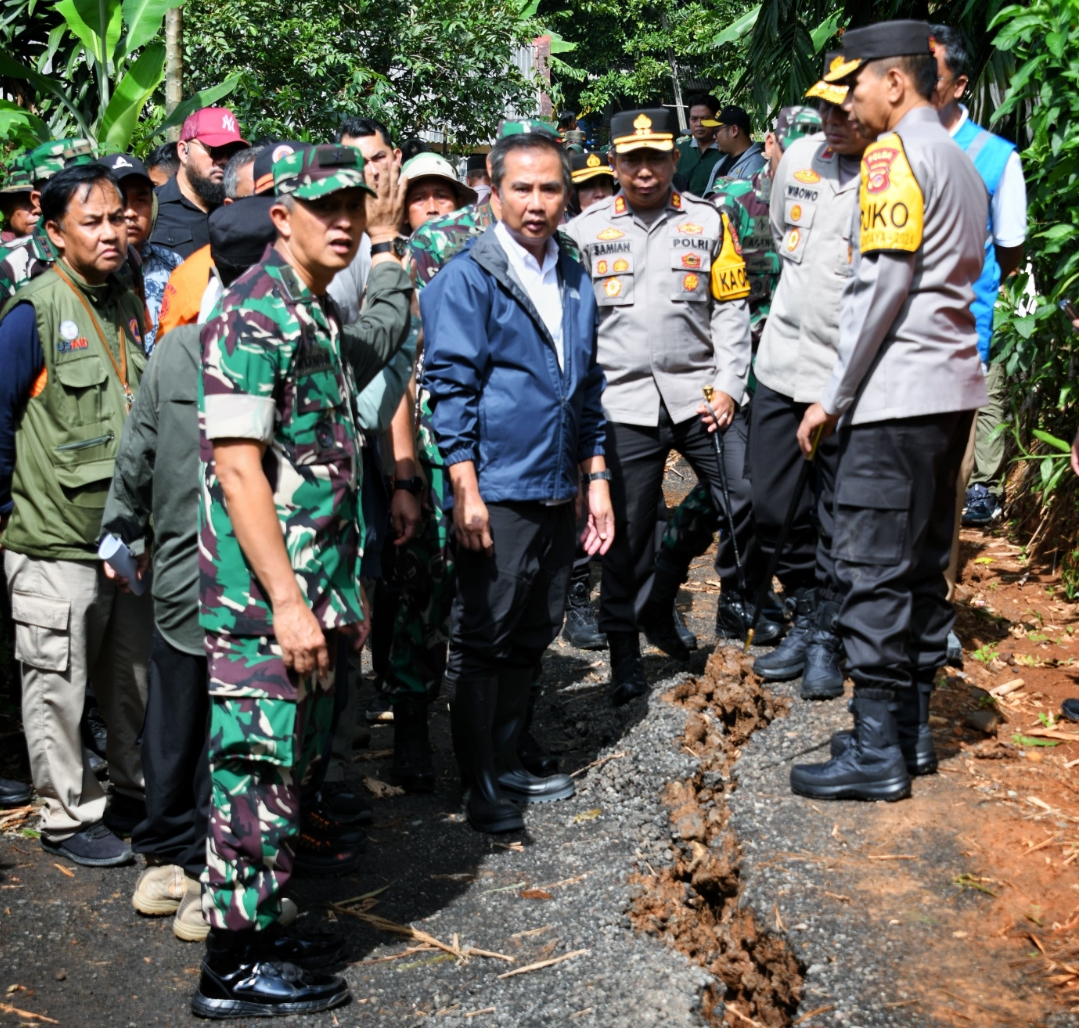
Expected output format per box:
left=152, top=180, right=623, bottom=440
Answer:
left=193, top=144, right=385, bottom=1019
left=0, top=139, right=95, bottom=300
left=386, top=120, right=579, bottom=787
left=642, top=107, right=822, bottom=642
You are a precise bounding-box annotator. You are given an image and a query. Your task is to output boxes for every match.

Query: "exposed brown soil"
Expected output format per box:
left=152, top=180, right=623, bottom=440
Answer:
left=628, top=648, right=804, bottom=1027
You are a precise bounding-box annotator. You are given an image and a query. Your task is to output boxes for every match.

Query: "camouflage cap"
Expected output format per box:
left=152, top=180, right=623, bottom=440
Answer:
left=61, top=138, right=95, bottom=164
left=497, top=118, right=560, bottom=140
left=273, top=143, right=375, bottom=200
left=1, top=154, right=34, bottom=194
left=773, top=106, right=822, bottom=149
left=27, top=138, right=95, bottom=184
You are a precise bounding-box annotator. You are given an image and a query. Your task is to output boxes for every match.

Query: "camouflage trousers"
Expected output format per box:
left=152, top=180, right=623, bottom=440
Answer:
left=659, top=481, right=719, bottom=576
left=387, top=416, right=455, bottom=702
left=201, top=631, right=335, bottom=931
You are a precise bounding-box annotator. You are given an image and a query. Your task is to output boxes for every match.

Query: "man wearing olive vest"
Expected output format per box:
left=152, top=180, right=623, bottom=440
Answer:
left=0, top=163, right=151, bottom=866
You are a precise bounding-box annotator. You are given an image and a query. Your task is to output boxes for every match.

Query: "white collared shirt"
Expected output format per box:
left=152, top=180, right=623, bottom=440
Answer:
left=494, top=220, right=563, bottom=369
left=947, top=104, right=1027, bottom=249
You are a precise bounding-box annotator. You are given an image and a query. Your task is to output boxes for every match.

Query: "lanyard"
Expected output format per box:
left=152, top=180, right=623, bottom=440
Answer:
left=53, top=262, right=133, bottom=411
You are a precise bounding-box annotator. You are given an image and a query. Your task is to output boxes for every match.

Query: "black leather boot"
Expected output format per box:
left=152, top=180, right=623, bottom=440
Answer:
left=790, top=687, right=911, bottom=801
left=450, top=676, right=524, bottom=834
left=608, top=631, right=648, bottom=706
left=191, top=928, right=351, bottom=1019
left=801, top=592, right=845, bottom=700
left=715, top=589, right=784, bottom=645
left=390, top=695, right=435, bottom=793
left=639, top=557, right=691, bottom=660
left=561, top=566, right=607, bottom=650
left=0, top=778, right=32, bottom=808
left=830, top=673, right=938, bottom=775
left=517, top=682, right=558, bottom=777
left=753, top=587, right=816, bottom=681
left=494, top=668, right=575, bottom=804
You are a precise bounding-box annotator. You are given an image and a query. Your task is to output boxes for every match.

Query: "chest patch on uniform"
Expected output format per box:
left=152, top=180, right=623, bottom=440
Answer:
left=793, top=168, right=820, bottom=184
left=859, top=134, right=924, bottom=254
left=677, top=222, right=703, bottom=235
left=790, top=204, right=802, bottom=222
left=596, top=259, right=609, bottom=275
left=57, top=335, right=89, bottom=353
left=681, top=252, right=702, bottom=270
left=613, top=257, right=629, bottom=272
left=596, top=227, right=624, bottom=240
left=786, top=228, right=801, bottom=251
left=296, top=340, right=334, bottom=375
left=59, top=319, right=79, bottom=342
left=711, top=212, right=751, bottom=302
left=604, top=278, right=623, bottom=298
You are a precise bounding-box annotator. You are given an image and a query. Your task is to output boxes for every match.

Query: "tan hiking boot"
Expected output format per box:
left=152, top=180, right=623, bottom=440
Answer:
left=172, top=874, right=299, bottom=942
left=132, top=860, right=186, bottom=916
left=173, top=874, right=209, bottom=941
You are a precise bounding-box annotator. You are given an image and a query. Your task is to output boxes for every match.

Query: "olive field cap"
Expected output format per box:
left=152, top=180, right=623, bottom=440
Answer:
left=610, top=109, right=677, bottom=153
left=570, top=151, right=614, bottom=184
left=773, top=106, right=822, bottom=149
left=497, top=119, right=560, bottom=140
left=805, top=52, right=850, bottom=105
left=254, top=141, right=313, bottom=195
left=401, top=152, right=477, bottom=207
left=1, top=154, right=33, bottom=194
left=180, top=107, right=248, bottom=147
left=272, top=144, right=375, bottom=200
left=97, top=152, right=152, bottom=186
left=824, top=20, right=933, bottom=82
left=700, top=105, right=752, bottom=134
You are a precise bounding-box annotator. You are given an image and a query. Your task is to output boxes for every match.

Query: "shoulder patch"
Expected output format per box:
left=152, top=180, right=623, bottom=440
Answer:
left=711, top=212, right=750, bottom=302
left=859, top=134, right=924, bottom=254
left=793, top=168, right=820, bottom=184
left=613, top=196, right=627, bottom=214
left=596, top=227, right=624, bottom=241
left=677, top=222, right=703, bottom=235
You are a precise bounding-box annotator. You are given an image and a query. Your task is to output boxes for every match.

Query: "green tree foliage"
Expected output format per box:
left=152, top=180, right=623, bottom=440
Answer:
left=181, top=0, right=538, bottom=146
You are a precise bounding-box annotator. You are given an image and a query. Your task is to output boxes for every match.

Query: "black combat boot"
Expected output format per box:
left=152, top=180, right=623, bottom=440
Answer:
left=790, top=687, right=911, bottom=801
left=450, top=676, right=524, bottom=834
left=715, top=589, right=784, bottom=645
left=830, top=674, right=938, bottom=775
left=608, top=631, right=648, bottom=706
left=517, top=682, right=558, bottom=777
left=390, top=694, right=435, bottom=793
left=801, top=590, right=845, bottom=700
left=561, top=565, right=607, bottom=650
left=638, top=557, right=692, bottom=660
left=753, top=587, right=816, bottom=680
left=493, top=667, right=575, bottom=804
left=191, top=928, right=350, bottom=1019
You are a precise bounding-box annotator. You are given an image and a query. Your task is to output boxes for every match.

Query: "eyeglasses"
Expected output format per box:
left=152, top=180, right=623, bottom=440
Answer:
left=186, top=138, right=243, bottom=163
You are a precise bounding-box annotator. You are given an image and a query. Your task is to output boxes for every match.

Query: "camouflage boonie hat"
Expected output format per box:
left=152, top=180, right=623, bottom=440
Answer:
left=273, top=144, right=375, bottom=200
left=497, top=119, right=560, bottom=140
left=773, top=106, right=822, bottom=149
left=1, top=154, right=34, bottom=193
left=27, top=141, right=66, bottom=184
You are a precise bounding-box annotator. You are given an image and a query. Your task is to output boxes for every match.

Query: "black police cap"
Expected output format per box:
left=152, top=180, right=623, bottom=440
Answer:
left=824, top=20, right=932, bottom=82
left=610, top=108, right=677, bottom=154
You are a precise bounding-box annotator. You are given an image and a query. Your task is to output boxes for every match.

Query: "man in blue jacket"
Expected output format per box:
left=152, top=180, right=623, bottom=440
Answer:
left=422, top=129, right=613, bottom=834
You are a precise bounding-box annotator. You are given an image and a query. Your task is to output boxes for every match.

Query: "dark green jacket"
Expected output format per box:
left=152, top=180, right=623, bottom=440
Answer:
left=2, top=263, right=146, bottom=559
left=676, top=138, right=723, bottom=197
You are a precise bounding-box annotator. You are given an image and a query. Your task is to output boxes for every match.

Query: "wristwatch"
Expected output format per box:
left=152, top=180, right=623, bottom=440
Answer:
left=584, top=470, right=612, bottom=483
left=370, top=240, right=395, bottom=257
left=394, top=476, right=424, bottom=495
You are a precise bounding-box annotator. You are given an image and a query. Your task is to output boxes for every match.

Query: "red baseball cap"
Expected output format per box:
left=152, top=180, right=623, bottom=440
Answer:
left=180, top=107, right=248, bottom=147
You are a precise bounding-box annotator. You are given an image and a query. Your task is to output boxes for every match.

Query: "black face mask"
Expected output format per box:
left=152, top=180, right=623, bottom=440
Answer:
left=186, top=161, right=226, bottom=208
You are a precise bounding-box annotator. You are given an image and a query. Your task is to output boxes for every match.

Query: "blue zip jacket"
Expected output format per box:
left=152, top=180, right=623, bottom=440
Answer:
left=421, top=226, right=605, bottom=507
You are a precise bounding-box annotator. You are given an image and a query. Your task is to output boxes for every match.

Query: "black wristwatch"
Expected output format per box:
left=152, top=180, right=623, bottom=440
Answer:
left=370, top=240, right=395, bottom=257
left=394, top=476, right=424, bottom=495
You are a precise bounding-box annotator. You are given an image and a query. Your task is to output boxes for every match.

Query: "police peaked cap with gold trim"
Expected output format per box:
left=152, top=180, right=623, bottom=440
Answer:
left=824, top=20, right=933, bottom=82
left=805, top=51, right=850, bottom=105
left=610, top=109, right=677, bottom=154
left=570, top=151, right=614, bottom=184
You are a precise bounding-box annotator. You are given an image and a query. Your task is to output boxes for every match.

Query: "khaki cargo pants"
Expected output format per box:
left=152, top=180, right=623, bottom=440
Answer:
left=5, top=551, right=151, bottom=841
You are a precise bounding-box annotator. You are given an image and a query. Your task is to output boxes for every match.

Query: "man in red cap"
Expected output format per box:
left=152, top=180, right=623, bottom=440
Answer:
left=150, top=107, right=248, bottom=259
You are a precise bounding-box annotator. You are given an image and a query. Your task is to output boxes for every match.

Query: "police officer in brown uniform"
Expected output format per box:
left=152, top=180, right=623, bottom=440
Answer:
left=791, top=21, right=989, bottom=801
left=566, top=108, right=762, bottom=705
